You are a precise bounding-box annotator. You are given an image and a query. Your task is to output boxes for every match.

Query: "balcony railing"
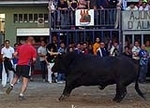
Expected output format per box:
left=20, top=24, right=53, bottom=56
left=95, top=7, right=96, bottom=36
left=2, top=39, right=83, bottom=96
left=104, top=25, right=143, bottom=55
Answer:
left=49, top=9, right=121, bottom=30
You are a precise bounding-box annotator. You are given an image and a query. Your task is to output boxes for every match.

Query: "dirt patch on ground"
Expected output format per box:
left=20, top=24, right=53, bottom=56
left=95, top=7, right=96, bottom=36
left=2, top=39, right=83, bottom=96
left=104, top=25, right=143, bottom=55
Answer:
left=0, top=77, right=150, bottom=108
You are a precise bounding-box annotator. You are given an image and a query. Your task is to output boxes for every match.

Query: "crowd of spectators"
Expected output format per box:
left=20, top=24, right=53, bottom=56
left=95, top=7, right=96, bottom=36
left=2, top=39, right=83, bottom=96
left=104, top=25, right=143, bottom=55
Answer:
left=0, top=36, right=150, bottom=86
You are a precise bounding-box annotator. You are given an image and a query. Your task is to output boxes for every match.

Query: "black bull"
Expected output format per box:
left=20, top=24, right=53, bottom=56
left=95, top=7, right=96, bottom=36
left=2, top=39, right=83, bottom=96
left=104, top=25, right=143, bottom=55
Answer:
left=52, top=52, right=145, bottom=102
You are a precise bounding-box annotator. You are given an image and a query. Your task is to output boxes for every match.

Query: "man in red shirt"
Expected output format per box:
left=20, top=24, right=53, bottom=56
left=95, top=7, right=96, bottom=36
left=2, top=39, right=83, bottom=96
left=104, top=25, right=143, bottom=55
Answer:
left=6, top=36, right=37, bottom=100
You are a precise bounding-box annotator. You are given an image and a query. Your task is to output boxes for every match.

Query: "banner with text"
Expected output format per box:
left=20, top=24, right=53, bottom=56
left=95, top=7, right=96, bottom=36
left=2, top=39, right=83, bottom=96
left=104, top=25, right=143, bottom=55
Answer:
left=122, top=11, right=150, bottom=30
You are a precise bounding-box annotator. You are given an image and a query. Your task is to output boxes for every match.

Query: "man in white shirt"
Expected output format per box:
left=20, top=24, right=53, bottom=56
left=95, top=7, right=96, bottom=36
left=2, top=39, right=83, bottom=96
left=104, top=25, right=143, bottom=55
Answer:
left=132, top=41, right=141, bottom=60
left=1, top=40, right=15, bottom=87
left=38, top=40, right=47, bottom=82
left=125, top=2, right=138, bottom=10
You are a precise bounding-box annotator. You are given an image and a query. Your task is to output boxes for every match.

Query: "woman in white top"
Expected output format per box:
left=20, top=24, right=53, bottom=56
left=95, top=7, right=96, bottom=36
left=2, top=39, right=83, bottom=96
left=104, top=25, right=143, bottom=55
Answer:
left=138, top=1, right=149, bottom=10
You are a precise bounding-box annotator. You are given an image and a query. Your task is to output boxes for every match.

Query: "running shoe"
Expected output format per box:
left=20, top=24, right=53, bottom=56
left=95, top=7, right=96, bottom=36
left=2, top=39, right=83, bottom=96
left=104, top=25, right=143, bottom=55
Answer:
left=18, top=95, right=26, bottom=100
left=6, top=86, right=13, bottom=94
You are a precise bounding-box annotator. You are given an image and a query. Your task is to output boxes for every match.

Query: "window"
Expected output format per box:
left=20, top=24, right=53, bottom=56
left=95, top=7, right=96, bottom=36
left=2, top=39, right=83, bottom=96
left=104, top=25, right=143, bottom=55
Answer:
left=13, top=14, right=18, bottom=23
left=39, top=13, right=43, bottom=18
left=19, top=14, right=23, bottom=22
left=44, top=14, right=48, bottom=23
left=34, top=14, right=38, bottom=22
left=29, top=14, right=33, bottom=22
left=24, top=14, right=28, bottom=23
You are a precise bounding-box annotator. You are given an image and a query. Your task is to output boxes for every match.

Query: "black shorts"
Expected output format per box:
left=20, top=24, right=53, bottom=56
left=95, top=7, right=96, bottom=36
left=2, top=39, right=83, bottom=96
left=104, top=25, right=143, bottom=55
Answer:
left=16, top=65, right=31, bottom=79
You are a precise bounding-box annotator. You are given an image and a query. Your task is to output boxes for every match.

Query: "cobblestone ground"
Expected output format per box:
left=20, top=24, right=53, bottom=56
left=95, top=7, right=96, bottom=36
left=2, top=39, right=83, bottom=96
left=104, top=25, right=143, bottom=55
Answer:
left=0, top=75, right=150, bottom=108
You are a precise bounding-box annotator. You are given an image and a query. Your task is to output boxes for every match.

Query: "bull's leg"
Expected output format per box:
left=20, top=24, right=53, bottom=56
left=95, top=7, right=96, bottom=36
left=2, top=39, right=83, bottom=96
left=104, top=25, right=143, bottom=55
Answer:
left=113, top=84, right=127, bottom=103
left=59, top=80, right=80, bottom=101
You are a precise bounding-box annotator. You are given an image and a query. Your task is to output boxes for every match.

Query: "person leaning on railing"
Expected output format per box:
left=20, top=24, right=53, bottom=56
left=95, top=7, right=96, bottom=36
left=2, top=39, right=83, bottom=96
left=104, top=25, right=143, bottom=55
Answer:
left=138, top=0, right=149, bottom=10
left=57, top=0, right=69, bottom=29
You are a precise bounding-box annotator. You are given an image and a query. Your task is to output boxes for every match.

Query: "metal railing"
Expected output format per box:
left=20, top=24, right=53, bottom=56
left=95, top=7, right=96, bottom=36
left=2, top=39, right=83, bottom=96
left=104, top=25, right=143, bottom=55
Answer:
left=49, top=9, right=121, bottom=46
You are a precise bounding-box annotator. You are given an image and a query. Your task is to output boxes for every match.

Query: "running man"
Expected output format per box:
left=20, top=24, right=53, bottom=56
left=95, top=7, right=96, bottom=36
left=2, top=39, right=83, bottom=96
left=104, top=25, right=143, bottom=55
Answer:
left=6, top=36, right=37, bottom=100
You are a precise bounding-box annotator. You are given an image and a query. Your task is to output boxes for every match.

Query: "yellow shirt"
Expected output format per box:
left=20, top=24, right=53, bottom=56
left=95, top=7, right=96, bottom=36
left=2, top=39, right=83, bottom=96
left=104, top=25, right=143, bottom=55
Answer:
left=93, top=43, right=100, bottom=55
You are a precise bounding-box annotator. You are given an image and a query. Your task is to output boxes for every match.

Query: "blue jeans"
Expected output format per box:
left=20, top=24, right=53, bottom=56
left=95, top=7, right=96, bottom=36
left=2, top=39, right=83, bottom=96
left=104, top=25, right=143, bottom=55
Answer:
left=40, top=61, right=47, bottom=80
left=57, top=73, right=65, bottom=82
left=107, top=9, right=116, bottom=25
left=60, top=13, right=69, bottom=29
left=139, top=65, right=148, bottom=82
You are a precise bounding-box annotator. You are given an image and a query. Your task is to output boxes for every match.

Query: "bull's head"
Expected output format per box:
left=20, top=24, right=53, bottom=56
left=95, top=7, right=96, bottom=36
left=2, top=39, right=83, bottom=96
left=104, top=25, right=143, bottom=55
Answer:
left=52, top=52, right=77, bottom=73
left=52, top=53, right=66, bottom=73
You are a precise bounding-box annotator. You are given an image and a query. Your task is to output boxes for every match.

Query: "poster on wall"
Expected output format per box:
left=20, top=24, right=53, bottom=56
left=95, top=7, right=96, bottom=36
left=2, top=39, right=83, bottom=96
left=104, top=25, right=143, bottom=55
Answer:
left=75, top=9, right=94, bottom=26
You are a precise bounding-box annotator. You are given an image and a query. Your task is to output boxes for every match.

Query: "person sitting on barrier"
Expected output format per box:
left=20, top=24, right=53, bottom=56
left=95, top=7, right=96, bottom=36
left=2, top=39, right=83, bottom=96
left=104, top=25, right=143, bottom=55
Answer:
left=138, top=0, right=149, bottom=10
left=125, top=1, right=138, bottom=10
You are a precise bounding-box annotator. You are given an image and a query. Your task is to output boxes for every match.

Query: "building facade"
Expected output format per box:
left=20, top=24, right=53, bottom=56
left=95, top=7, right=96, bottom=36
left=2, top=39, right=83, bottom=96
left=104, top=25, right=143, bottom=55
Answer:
left=0, top=0, right=49, bottom=45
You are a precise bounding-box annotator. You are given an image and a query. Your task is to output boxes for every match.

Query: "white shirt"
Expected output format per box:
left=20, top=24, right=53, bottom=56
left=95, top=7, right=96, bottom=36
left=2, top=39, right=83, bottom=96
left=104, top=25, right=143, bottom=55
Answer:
left=125, top=5, right=138, bottom=10
left=131, top=46, right=141, bottom=60
left=139, top=5, right=149, bottom=10
left=1, top=46, right=14, bottom=59
left=38, top=46, right=47, bottom=61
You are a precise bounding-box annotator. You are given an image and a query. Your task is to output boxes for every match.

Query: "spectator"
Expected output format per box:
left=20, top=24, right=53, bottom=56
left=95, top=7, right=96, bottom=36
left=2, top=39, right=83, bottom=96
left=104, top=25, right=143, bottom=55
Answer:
left=70, top=0, right=78, bottom=29
left=38, top=40, right=47, bottom=82
left=88, top=43, right=93, bottom=55
left=83, top=42, right=89, bottom=54
left=74, top=42, right=82, bottom=54
left=138, top=44, right=149, bottom=83
left=97, top=0, right=108, bottom=25
left=97, top=42, right=108, bottom=57
left=1, top=40, right=15, bottom=88
left=145, top=40, right=150, bottom=77
left=45, top=43, right=59, bottom=83
left=48, top=0, right=58, bottom=29
left=145, top=40, right=150, bottom=53
left=67, top=46, right=74, bottom=52
left=57, top=0, right=69, bottom=29
left=57, top=42, right=66, bottom=83
left=131, top=41, right=141, bottom=60
left=12, top=43, right=19, bottom=70
left=5, top=37, right=37, bottom=100
left=93, top=37, right=100, bottom=55
left=89, top=0, right=97, bottom=9
left=106, top=0, right=122, bottom=25
left=107, top=39, right=113, bottom=54
left=139, top=1, right=149, bottom=10
left=121, top=46, right=132, bottom=58
left=122, top=0, right=128, bottom=10
left=78, top=0, right=90, bottom=9
left=88, top=0, right=98, bottom=27
left=110, top=42, right=119, bottom=56
left=125, top=2, right=138, bottom=10
left=137, top=0, right=143, bottom=8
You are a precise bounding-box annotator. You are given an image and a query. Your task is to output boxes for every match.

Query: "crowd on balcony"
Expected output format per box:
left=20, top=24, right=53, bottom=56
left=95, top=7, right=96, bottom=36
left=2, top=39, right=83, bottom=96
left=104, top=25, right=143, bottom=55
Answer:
left=48, top=0, right=150, bottom=12
left=47, top=0, right=150, bottom=29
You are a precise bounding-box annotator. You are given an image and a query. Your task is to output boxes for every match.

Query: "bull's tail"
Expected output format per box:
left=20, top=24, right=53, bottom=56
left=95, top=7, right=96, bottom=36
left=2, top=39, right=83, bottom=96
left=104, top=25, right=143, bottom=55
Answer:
left=135, top=65, right=146, bottom=100
left=135, top=79, right=145, bottom=99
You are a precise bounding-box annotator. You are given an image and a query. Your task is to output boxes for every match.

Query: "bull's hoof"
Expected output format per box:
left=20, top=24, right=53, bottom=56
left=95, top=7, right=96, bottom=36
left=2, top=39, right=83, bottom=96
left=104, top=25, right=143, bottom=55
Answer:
left=113, top=92, right=127, bottom=103
left=59, top=95, right=65, bottom=101
left=98, top=85, right=105, bottom=90
left=58, top=94, right=70, bottom=101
